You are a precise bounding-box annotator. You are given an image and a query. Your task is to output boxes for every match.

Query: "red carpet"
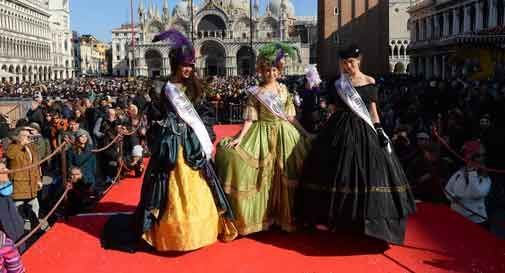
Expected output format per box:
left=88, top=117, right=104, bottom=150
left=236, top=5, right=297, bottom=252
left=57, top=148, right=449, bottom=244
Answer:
left=21, top=125, right=505, bottom=273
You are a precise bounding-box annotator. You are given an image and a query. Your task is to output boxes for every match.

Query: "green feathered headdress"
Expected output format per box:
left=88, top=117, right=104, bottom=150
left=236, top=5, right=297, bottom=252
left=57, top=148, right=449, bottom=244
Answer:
left=257, top=42, right=300, bottom=67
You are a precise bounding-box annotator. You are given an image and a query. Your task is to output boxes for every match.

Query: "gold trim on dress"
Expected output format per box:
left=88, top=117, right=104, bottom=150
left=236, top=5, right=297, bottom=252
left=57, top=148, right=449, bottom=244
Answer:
left=303, top=183, right=411, bottom=193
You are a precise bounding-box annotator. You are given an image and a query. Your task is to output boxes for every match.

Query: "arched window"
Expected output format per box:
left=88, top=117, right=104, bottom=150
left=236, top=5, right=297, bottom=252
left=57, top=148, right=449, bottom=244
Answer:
left=198, top=14, right=226, bottom=32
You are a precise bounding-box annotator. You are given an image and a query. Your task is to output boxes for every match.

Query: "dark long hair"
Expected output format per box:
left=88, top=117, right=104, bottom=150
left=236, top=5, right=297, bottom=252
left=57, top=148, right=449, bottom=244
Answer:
left=169, top=48, right=203, bottom=103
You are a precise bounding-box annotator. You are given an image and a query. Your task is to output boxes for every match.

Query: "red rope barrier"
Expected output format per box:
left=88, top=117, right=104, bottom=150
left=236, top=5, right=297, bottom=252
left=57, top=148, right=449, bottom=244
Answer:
left=431, top=127, right=505, bottom=174
left=15, top=187, right=70, bottom=248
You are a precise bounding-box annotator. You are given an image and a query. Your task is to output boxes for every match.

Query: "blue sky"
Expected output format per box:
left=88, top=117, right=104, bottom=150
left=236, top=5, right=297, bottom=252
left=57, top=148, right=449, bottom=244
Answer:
left=70, top=0, right=317, bottom=42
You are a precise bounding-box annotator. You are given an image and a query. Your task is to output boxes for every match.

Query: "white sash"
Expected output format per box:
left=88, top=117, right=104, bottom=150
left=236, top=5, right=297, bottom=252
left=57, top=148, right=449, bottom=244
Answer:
left=246, top=86, right=288, bottom=121
left=335, top=75, right=392, bottom=153
left=164, top=81, right=213, bottom=160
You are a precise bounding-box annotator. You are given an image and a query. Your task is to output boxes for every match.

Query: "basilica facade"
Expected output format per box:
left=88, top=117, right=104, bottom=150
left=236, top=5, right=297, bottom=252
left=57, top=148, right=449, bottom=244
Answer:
left=112, top=0, right=312, bottom=78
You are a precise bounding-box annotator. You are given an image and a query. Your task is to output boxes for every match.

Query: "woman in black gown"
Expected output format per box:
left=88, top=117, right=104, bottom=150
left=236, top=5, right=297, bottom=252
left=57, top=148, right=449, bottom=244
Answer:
left=297, top=45, right=416, bottom=245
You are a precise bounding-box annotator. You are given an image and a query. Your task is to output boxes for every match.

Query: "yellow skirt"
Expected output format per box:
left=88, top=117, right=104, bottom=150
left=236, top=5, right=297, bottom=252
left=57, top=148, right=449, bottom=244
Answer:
left=142, top=147, right=220, bottom=252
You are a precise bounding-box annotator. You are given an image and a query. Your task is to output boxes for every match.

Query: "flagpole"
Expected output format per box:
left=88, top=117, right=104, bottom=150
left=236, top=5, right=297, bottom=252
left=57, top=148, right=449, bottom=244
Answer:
left=249, top=0, right=254, bottom=75
left=130, top=0, right=136, bottom=77
left=190, top=0, right=195, bottom=44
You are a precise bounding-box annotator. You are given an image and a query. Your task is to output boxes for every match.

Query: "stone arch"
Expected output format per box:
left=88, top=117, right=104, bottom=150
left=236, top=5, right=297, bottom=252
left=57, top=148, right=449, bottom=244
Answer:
left=399, top=45, right=405, bottom=57
left=199, top=40, right=226, bottom=76
left=144, top=49, right=163, bottom=79
left=236, top=46, right=255, bottom=76
left=198, top=14, right=226, bottom=31
left=394, top=62, right=406, bottom=73
left=197, top=14, right=227, bottom=39
left=195, top=6, right=229, bottom=26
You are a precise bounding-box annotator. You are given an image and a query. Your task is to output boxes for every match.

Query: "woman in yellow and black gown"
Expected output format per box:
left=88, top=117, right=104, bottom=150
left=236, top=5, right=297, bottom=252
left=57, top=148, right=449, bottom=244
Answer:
left=297, top=45, right=416, bottom=245
left=101, top=30, right=236, bottom=252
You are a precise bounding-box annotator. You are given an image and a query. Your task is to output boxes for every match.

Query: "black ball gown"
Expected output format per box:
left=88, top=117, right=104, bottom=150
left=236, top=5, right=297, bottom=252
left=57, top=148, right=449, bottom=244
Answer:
left=297, top=82, right=416, bottom=245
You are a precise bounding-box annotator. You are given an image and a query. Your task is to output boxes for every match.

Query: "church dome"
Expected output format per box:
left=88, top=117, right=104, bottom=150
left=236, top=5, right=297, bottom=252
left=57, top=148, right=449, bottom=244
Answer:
left=268, top=0, right=295, bottom=17
left=230, top=0, right=249, bottom=11
left=172, top=0, right=190, bottom=17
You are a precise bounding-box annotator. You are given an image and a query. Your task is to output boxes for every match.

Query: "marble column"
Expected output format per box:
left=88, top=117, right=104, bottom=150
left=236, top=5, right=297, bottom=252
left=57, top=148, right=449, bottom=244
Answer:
left=464, top=5, right=472, bottom=33
left=426, top=17, right=432, bottom=39
left=489, top=0, right=498, bottom=28
left=476, top=1, right=484, bottom=31
left=443, top=12, right=450, bottom=36
left=453, top=8, right=460, bottom=34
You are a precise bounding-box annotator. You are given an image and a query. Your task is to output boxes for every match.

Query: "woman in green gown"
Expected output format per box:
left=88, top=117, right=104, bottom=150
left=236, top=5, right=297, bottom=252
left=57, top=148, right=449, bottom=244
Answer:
left=215, top=43, right=312, bottom=235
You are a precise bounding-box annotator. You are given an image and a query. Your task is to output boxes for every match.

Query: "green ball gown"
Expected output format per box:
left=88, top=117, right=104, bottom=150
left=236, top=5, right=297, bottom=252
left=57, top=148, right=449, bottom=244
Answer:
left=215, top=84, right=310, bottom=235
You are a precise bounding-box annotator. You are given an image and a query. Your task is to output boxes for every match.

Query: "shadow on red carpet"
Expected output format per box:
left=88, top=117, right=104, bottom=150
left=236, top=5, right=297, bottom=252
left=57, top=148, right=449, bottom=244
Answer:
left=20, top=125, right=505, bottom=273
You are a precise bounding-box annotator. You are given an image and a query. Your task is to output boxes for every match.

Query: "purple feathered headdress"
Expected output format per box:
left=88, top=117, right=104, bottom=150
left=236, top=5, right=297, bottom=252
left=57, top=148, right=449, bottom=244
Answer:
left=152, top=29, right=195, bottom=65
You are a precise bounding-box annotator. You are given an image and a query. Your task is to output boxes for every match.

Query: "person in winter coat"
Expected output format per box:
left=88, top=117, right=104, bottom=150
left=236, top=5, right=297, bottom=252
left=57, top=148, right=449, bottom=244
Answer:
left=5, top=127, right=42, bottom=230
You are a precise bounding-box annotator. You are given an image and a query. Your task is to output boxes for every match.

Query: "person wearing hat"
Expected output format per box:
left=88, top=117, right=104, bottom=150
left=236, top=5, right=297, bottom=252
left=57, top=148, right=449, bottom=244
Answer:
left=26, top=122, right=52, bottom=214
left=405, top=131, right=446, bottom=203
left=5, top=127, right=42, bottom=231
left=27, top=123, right=50, bottom=164
left=215, top=42, right=311, bottom=236
left=298, top=44, right=416, bottom=245
left=26, top=93, right=45, bottom=128
left=445, top=141, right=491, bottom=226
left=102, top=29, right=236, bottom=253
left=66, top=128, right=96, bottom=189
left=123, top=145, right=144, bottom=178
left=298, top=65, right=323, bottom=133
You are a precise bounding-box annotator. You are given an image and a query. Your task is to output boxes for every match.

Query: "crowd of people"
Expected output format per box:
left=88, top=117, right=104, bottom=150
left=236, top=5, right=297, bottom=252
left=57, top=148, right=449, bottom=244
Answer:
left=0, top=43, right=504, bottom=270
left=0, top=78, right=155, bottom=264
left=297, top=73, right=505, bottom=237
left=0, top=78, right=146, bottom=100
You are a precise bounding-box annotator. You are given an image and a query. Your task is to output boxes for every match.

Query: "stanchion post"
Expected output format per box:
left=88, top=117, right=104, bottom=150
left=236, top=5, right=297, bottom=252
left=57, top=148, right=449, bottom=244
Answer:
left=59, top=137, right=67, bottom=191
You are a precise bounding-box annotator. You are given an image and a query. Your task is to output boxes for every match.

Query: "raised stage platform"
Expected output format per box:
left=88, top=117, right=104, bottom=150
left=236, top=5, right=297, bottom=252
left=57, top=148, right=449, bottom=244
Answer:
left=21, top=125, right=505, bottom=273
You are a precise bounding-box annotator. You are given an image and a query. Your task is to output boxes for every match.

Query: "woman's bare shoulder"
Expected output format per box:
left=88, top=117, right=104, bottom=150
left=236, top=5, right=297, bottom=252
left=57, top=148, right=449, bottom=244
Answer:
left=364, top=75, right=376, bottom=85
